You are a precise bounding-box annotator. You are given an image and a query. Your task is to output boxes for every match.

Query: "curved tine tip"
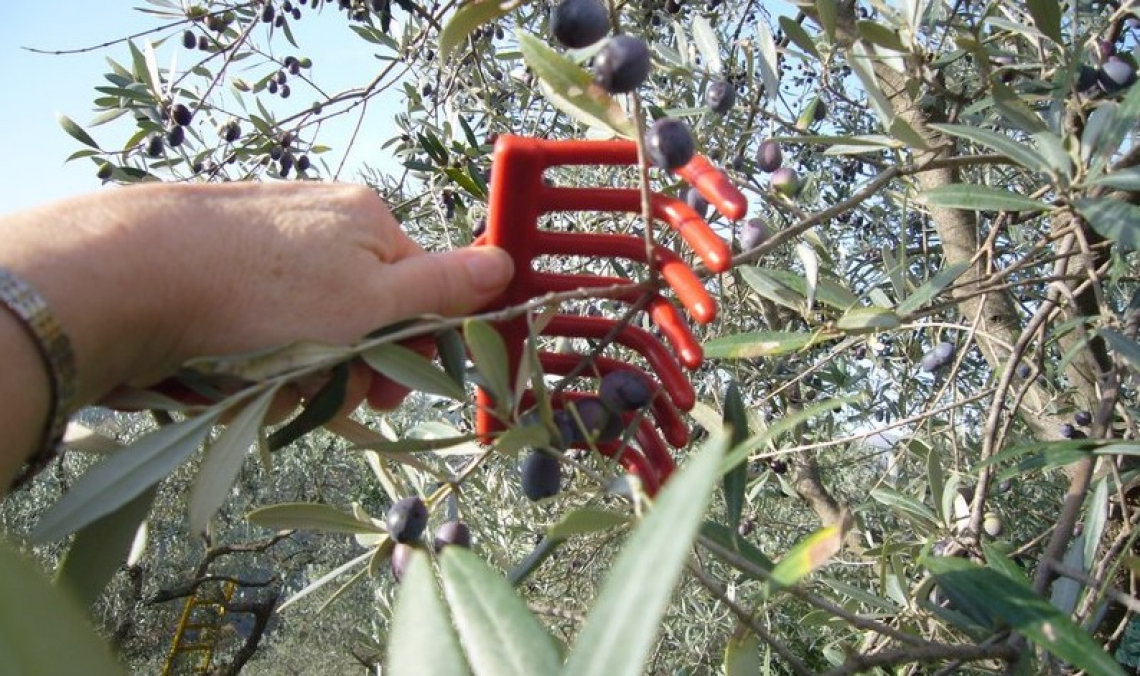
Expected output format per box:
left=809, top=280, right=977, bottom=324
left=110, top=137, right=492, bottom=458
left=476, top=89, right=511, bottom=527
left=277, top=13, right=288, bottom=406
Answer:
left=676, top=155, right=748, bottom=222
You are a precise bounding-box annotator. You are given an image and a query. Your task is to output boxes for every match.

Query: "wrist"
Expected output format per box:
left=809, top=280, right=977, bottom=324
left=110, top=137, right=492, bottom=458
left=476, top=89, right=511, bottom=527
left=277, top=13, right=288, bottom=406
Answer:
left=0, top=186, right=185, bottom=404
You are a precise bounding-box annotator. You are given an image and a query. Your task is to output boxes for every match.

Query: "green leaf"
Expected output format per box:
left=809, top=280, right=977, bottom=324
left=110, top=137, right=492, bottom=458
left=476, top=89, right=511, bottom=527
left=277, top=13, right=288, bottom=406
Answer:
left=1084, top=478, right=1109, bottom=570
left=363, top=343, right=467, bottom=401
left=464, top=319, right=511, bottom=412
left=897, top=261, right=970, bottom=315
left=764, top=269, right=860, bottom=311
left=517, top=31, right=635, bottom=137
left=32, top=411, right=221, bottom=543
left=815, top=0, right=838, bottom=42
left=189, top=386, right=278, bottom=535
left=753, top=20, right=780, bottom=100
left=1033, top=131, right=1073, bottom=179
left=870, top=487, right=942, bottom=530
left=546, top=507, right=630, bottom=540
left=722, top=382, right=749, bottom=529
left=836, top=307, right=900, bottom=333
left=769, top=523, right=845, bottom=592
left=1026, top=0, right=1063, bottom=44
left=0, top=541, right=124, bottom=675
left=1081, top=102, right=1118, bottom=168
left=704, top=330, right=834, bottom=359
left=444, top=166, right=488, bottom=200
left=720, top=397, right=851, bottom=472
left=740, top=266, right=803, bottom=311
left=436, top=329, right=468, bottom=389
left=1099, top=329, right=1140, bottom=370
left=440, top=547, right=562, bottom=676
left=564, top=434, right=727, bottom=676
left=982, top=543, right=1031, bottom=586
left=779, top=16, right=820, bottom=60
left=387, top=551, right=471, bottom=676
left=55, top=486, right=157, bottom=608
left=247, top=502, right=385, bottom=534
left=494, top=423, right=549, bottom=457
left=439, top=0, right=527, bottom=60
left=57, top=113, right=101, bottom=149
left=929, top=123, right=1049, bottom=173
left=889, top=117, right=932, bottom=150
left=692, top=15, right=723, bottom=74
left=267, top=361, right=350, bottom=451
left=699, top=522, right=775, bottom=580
left=1086, top=167, right=1140, bottom=191
left=857, top=20, right=906, bottom=51
left=991, top=81, right=1048, bottom=134
left=1082, top=83, right=1140, bottom=171
left=847, top=43, right=895, bottom=131
left=773, top=133, right=899, bottom=149
left=922, top=184, right=1048, bottom=212
left=1075, top=198, right=1140, bottom=251
left=723, top=631, right=761, bottom=676
left=924, top=557, right=1127, bottom=676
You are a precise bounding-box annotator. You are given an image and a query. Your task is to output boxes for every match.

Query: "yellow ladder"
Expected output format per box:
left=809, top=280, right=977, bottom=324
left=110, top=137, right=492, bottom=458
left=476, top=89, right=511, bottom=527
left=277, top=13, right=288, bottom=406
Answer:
left=160, top=580, right=237, bottom=676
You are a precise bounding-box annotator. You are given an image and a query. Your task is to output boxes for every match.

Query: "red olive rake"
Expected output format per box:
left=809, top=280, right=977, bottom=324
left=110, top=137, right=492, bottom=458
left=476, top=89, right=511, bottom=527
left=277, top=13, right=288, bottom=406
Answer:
left=473, top=135, right=747, bottom=494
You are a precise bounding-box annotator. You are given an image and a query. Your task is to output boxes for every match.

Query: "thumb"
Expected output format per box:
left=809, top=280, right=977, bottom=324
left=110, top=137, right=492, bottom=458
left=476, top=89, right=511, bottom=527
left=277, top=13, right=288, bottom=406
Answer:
left=382, top=246, right=515, bottom=319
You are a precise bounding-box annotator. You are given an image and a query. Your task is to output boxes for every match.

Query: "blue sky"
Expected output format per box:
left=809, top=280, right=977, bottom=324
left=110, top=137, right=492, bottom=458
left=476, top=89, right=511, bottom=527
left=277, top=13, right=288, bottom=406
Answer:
left=0, top=2, right=404, bottom=215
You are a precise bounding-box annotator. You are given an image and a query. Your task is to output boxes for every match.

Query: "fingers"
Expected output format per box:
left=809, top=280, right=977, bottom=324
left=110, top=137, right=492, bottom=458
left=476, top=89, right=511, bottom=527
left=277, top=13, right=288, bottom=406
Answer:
left=380, top=246, right=515, bottom=319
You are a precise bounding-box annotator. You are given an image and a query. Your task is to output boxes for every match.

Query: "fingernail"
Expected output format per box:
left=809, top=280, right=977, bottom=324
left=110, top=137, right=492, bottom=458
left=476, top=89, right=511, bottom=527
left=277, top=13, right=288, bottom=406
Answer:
left=464, top=247, right=514, bottom=293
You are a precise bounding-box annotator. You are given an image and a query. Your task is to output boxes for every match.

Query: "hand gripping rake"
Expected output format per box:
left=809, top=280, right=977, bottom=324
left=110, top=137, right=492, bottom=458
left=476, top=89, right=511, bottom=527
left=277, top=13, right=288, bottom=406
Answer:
left=472, top=135, right=747, bottom=495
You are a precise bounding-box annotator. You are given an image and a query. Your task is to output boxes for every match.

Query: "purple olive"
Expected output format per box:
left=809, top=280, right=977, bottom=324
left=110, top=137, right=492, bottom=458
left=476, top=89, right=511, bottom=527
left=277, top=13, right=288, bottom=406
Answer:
left=433, top=521, right=472, bottom=552
left=599, top=370, right=654, bottom=411
left=551, top=0, right=610, bottom=49
left=390, top=542, right=415, bottom=582
left=740, top=218, right=768, bottom=250
left=386, top=496, right=428, bottom=543
left=1099, top=56, right=1137, bottom=94
left=682, top=186, right=709, bottom=218
left=920, top=342, right=954, bottom=373
left=593, top=35, right=651, bottom=94
left=171, top=103, right=193, bottom=127
left=521, top=449, right=562, bottom=501
left=769, top=167, right=799, bottom=196
left=705, top=80, right=736, bottom=114
left=756, top=140, right=782, bottom=173
left=645, top=118, right=695, bottom=170
left=568, top=396, right=622, bottom=441
left=813, top=99, right=828, bottom=121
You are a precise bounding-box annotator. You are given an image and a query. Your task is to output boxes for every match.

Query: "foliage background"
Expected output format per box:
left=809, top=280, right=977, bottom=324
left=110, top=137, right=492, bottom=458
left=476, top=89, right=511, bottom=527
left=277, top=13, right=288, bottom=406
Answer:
left=2, top=0, right=1140, bottom=674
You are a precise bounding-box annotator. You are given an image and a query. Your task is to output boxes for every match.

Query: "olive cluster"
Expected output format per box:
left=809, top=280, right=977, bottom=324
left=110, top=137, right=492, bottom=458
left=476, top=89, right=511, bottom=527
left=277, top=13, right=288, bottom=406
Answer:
left=385, top=496, right=473, bottom=581
left=550, top=0, right=697, bottom=171
left=520, top=371, right=656, bottom=501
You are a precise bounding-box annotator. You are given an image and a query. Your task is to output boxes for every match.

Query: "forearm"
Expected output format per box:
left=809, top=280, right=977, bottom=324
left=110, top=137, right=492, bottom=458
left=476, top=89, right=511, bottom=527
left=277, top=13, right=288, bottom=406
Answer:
left=0, top=181, right=515, bottom=487
left=0, top=188, right=176, bottom=483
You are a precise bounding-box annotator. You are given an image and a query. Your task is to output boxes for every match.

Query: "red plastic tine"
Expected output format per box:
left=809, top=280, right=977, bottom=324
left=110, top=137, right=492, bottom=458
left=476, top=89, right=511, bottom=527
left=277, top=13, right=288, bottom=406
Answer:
left=537, top=232, right=716, bottom=323
left=545, top=315, right=696, bottom=411
left=632, top=417, right=677, bottom=478
left=474, top=135, right=745, bottom=479
left=541, top=188, right=732, bottom=273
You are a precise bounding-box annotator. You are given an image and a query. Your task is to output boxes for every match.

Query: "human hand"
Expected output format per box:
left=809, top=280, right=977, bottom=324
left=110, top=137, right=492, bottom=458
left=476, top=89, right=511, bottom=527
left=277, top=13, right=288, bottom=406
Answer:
left=91, top=182, right=513, bottom=410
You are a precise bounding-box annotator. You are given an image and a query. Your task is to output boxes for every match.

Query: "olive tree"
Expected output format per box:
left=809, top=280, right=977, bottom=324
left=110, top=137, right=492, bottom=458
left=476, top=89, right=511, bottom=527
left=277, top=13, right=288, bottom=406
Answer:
left=4, top=0, right=1140, bottom=673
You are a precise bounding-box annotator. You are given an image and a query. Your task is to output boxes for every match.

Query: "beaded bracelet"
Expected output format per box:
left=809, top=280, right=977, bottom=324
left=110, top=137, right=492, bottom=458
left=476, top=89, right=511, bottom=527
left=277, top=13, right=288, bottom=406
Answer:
left=0, top=266, right=76, bottom=488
